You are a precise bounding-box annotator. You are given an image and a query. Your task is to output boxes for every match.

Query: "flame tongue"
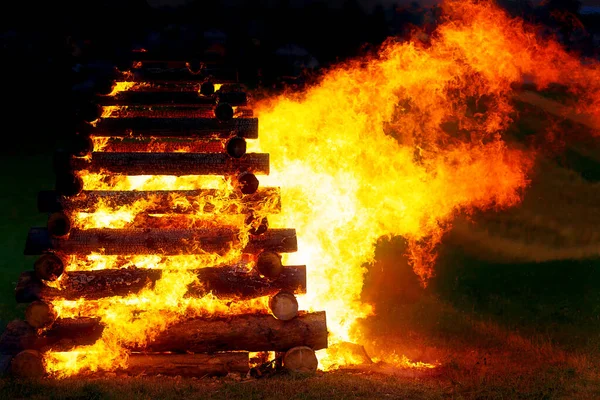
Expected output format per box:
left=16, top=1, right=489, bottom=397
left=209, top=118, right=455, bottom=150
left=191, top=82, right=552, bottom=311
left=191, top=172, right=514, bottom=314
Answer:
left=45, top=0, right=599, bottom=376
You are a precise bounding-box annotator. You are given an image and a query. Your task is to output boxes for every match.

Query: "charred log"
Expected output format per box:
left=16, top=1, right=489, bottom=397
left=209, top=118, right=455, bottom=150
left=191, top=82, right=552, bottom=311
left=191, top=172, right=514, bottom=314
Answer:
left=25, top=301, right=57, bottom=329
left=8, top=312, right=326, bottom=354
left=92, top=137, right=225, bottom=153
left=63, top=152, right=269, bottom=176
left=0, top=318, right=103, bottom=354
left=91, top=117, right=258, bottom=138
left=24, top=227, right=297, bottom=256
left=10, top=350, right=45, bottom=378
left=55, top=172, right=83, bottom=197
left=226, top=137, right=247, bottom=158
left=47, top=212, right=71, bottom=237
left=98, top=91, right=247, bottom=106
left=101, top=107, right=228, bottom=120
left=37, top=187, right=281, bottom=214
left=255, top=252, right=283, bottom=279
left=237, top=171, right=260, bottom=195
left=16, top=265, right=306, bottom=302
left=121, top=353, right=249, bottom=377
left=33, top=253, right=65, bottom=281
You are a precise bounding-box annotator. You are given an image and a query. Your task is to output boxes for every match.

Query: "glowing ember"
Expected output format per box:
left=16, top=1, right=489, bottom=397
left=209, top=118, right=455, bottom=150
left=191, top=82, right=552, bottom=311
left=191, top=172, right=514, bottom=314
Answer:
left=42, top=0, right=599, bottom=376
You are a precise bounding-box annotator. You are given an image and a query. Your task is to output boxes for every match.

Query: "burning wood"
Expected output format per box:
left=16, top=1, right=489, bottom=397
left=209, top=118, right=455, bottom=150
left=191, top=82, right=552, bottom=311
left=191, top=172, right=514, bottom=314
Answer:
left=24, top=227, right=298, bottom=255
left=16, top=265, right=306, bottom=302
left=61, top=152, right=269, bottom=176
left=92, top=137, right=226, bottom=153
left=3, top=312, right=326, bottom=355
left=37, top=187, right=281, bottom=214
left=91, top=117, right=258, bottom=138
left=100, top=106, right=254, bottom=120
left=134, top=311, right=327, bottom=353
left=121, top=353, right=249, bottom=377
left=0, top=318, right=103, bottom=354
left=98, top=91, right=247, bottom=106
left=10, top=351, right=250, bottom=379
left=33, top=253, right=65, bottom=281
left=269, top=291, right=299, bottom=321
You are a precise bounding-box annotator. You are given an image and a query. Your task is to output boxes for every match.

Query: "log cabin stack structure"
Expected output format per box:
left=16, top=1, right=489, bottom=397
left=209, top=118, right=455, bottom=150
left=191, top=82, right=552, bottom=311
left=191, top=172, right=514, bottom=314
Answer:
left=1, top=53, right=328, bottom=378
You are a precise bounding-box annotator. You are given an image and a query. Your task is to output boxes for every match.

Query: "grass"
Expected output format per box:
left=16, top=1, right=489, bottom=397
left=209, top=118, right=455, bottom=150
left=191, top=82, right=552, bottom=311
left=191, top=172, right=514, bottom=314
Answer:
left=1, top=141, right=599, bottom=398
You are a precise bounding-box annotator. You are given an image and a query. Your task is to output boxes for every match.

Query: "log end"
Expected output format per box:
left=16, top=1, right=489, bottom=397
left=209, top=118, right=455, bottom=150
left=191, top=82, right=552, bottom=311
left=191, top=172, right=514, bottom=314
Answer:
left=245, top=213, right=268, bottom=236
left=237, top=172, right=259, bottom=195
left=226, top=136, right=247, bottom=158
left=11, top=350, right=45, bottom=378
left=269, top=292, right=298, bottom=321
left=255, top=252, right=283, bottom=279
left=55, top=172, right=84, bottom=197
left=200, top=81, right=215, bottom=96
left=47, top=212, right=71, bottom=237
left=34, top=253, right=65, bottom=281
left=25, top=301, right=57, bottom=330
left=215, top=103, right=234, bottom=121
left=283, top=346, right=318, bottom=373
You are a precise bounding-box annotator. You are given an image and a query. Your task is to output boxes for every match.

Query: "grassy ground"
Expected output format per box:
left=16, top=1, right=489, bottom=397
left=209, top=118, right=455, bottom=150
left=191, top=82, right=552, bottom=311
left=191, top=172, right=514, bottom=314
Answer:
left=1, top=142, right=599, bottom=398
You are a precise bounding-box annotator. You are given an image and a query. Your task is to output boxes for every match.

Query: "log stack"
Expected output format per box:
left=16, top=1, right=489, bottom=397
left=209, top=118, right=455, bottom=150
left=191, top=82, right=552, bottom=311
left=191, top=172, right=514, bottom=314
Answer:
left=2, top=53, right=327, bottom=378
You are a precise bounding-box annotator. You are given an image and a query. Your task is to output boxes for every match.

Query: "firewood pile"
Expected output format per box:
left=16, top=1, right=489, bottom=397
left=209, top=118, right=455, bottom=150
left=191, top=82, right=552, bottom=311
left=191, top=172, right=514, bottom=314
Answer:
left=1, top=54, right=327, bottom=378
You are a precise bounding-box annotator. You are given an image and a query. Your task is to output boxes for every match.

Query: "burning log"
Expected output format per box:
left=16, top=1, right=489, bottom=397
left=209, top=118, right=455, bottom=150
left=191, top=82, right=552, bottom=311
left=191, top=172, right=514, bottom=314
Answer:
left=24, top=227, right=297, bottom=256
left=37, top=187, right=281, bottom=214
left=101, top=106, right=254, bottom=120
left=7, top=312, right=326, bottom=354
left=255, top=251, right=283, bottom=279
left=283, top=346, right=318, bottom=373
left=98, top=91, right=247, bottom=106
left=121, top=353, right=249, bottom=377
left=269, top=292, right=299, bottom=321
left=55, top=172, right=83, bottom=197
left=237, top=171, right=260, bottom=195
left=0, top=318, right=103, bottom=354
left=11, top=350, right=45, bottom=378
left=92, top=137, right=226, bottom=153
left=136, top=311, right=328, bottom=353
left=61, top=152, right=269, bottom=176
left=226, top=137, right=247, bottom=158
left=16, top=265, right=306, bottom=302
left=33, top=253, right=65, bottom=281
left=91, top=117, right=258, bottom=138
left=25, top=301, right=57, bottom=329
left=47, top=212, right=71, bottom=237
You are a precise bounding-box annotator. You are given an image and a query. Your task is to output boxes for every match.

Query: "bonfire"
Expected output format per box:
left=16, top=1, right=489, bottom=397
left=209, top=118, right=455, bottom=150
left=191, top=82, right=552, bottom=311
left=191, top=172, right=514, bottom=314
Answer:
left=1, top=0, right=598, bottom=379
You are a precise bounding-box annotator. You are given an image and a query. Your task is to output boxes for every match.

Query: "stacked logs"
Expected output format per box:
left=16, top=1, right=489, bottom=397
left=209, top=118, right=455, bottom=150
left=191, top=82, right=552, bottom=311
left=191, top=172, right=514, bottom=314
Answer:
left=1, top=53, right=327, bottom=379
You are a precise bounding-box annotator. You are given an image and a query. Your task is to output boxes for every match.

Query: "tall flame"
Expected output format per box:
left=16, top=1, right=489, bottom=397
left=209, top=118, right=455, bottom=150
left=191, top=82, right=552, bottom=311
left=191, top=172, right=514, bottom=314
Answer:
left=44, top=0, right=599, bottom=375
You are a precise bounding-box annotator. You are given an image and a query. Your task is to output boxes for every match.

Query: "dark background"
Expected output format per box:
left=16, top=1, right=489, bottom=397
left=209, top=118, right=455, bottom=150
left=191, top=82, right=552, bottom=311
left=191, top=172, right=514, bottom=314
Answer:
left=1, top=0, right=599, bottom=150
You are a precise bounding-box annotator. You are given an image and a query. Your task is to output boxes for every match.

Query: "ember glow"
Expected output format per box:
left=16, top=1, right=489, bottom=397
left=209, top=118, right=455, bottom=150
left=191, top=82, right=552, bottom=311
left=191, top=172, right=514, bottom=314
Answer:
left=43, top=0, right=599, bottom=376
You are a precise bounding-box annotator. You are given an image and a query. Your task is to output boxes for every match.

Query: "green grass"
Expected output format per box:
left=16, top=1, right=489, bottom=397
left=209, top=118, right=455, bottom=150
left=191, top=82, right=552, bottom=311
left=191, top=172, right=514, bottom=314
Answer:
left=0, top=148, right=54, bottom=327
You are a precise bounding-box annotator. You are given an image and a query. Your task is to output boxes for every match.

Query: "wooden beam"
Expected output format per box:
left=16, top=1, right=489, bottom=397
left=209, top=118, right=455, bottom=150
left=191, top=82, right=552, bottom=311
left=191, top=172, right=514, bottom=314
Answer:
left=16, top=265, right=306, bottom=302
left=37, top=187, right=281, bottom=214
left=65, top=152, right=269, bottom=176
left=24, top=227, right=298, bottom=255
left=91, top=117, right=258, bottom=138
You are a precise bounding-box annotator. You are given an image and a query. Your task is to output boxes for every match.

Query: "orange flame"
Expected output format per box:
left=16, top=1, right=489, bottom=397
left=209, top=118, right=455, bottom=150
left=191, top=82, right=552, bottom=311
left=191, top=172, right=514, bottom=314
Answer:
left=42, top=0, right=599, bottom=376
